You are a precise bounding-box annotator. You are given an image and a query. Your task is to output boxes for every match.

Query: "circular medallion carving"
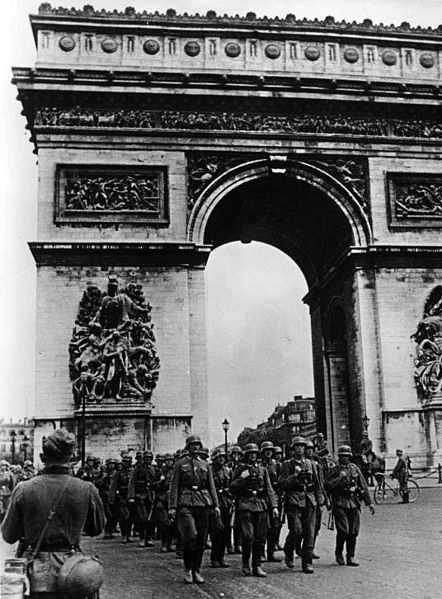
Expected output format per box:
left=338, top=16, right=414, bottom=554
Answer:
left=143, top=39, right=160, bottom=55
left=225, top=42, right=241, bottom=58
left=184, top=41, right=201, bottom=57
left=420, top=53, right=434, bottom=68
left=344, top=47, right=359, bottom=63
left=382, top=50, right=397, bottom=66
left=101, top=38, right=118, bottom=53
left=59, top=36, right=76, bottom=52
left=265, top=44, right=281, bottom=59
left=304, top=46, right=321, bottom=61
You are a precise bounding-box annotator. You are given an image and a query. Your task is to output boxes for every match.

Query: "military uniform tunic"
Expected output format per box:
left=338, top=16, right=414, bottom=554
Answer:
left=1, top=464, right=104, bottom=598
left=169, top=455, right=219, bottom=573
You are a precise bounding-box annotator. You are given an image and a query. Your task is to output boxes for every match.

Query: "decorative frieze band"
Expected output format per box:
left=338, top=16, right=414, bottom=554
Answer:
left=35, top=107, right=442, bottom=140
left=187, top=152, right=369, bottom=213
left=55, top=165, right=169, bottom=225
left=387, top=173, right=442, bottom=229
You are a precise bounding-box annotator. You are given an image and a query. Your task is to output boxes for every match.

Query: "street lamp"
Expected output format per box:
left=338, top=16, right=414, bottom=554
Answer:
left=362, top=414, right=370, bottom=433
left=10, top=430, right=17, bottom=464
left=80, top=371, right=89, bottom=468
left=222, top=418, right=230, bottom=457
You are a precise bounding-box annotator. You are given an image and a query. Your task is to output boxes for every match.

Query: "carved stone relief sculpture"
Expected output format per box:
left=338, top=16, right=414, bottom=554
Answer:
left=69, top=277, right=160, bottom=408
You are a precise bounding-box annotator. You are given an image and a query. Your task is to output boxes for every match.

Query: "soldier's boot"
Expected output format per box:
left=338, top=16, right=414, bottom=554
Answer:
left=402, top=492, right=409, bottom=504
left=242, top=542, right=252, bottom=575
left=252, top=565, right=267, bottom=578
left=302, top=548, right=314, bottom=573
left=346, top=535, right=359, bottom=567
left=284, top=545, right=295, bottom=569
left=193, top=571, right=205, bottom=584
left=335, top=532, right=346, bottom=565
left=183, top=571, right=193, bottom=584
left=302, top=562, right=314, bottom=574
left=266, top=534, right=281, bottom=562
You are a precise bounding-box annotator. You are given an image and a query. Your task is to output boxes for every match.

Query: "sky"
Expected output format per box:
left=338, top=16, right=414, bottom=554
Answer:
left=0, top=0, right=440, bottom=444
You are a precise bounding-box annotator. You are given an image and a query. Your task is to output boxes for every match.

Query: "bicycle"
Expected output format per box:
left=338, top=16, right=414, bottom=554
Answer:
left=373, top=472, right=420, bottom=505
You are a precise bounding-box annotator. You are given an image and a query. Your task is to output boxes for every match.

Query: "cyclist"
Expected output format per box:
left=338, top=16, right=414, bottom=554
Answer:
left=390, top=449, right=409, bottom=503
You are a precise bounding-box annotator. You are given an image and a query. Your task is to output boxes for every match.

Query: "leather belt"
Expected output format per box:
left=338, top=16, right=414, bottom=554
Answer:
left=33, top=542, right=75, bottom=552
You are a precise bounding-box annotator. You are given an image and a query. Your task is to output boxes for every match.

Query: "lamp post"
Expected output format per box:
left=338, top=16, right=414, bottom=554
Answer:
left=80, top=372, right=89, bottom=468
left=362, top=414, right=370, bottom=433
left=10, top=430, right=17, bottom=464
left=222, top=418, right=230, bottom=457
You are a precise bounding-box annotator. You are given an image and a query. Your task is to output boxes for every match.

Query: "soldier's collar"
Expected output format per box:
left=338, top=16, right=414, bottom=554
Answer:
left=42, top=465, right=71, bottom=475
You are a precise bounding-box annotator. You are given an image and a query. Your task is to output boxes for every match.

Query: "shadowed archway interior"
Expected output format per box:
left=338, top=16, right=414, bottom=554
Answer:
left=203, top=174, right=354, bottom=287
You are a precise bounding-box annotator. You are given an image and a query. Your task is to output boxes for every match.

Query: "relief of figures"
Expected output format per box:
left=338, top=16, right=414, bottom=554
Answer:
left=412, top=286, right=442, bottom=400
left=395, top=182, right=442, bottom=219
left=34, top=106, right=442, bottom=139
left=69, top=277, right=160, bottom=407
left=65, top=174, right=161, bottom=212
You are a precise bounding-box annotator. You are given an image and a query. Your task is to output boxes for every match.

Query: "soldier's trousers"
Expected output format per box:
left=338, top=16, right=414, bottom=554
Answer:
left=177, top=506, right=210, bottom=572
left=238, top=510, right=268, bottom=568
left=117, top=498, right=134, bottom=539
left=134, top=496, right=154, bottom=541
left=285, top=504, right=316, bottom=566
left=333, top=506, right=360, bottom=558
left=103, top=498, right=118, bottom=536
left=210, top=507, right=231, bottom=563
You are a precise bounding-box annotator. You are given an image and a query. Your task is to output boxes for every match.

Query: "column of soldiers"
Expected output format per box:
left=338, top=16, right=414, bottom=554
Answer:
left=1, top=434, right=379, bottom=588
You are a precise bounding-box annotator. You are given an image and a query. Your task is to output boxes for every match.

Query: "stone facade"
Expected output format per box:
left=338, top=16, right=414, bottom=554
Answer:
left=14, top=5, right=442, bottom=466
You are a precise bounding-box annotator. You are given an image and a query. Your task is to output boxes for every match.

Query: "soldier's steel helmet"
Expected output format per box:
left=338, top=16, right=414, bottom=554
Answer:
left=198, top=446, right=210, bottom=457
left=143, top=450, right=154, bottom=458
left=230, top=445, right=243, bottom=455
left=244, top=443, right=259, bottom=454
left=212, top=448, right=227, bottom=459
left=57, top=554, right=104, bottom=599
left=273, top=446, right=282, bottom=454
left=291, top=436, right=306, bottom=447
left=337, top=445, right=353, bottom=456
left=185, top=435, right=203, bottom=448
left=305, top=440, right=314, bottom=449
left=260, top=441, right=274, bottom=451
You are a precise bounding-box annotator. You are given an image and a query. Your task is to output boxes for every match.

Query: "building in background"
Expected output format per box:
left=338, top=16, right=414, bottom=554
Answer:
left=0, top=419, right=34, bottom=464
left=237, top=395, right=316, bottom=456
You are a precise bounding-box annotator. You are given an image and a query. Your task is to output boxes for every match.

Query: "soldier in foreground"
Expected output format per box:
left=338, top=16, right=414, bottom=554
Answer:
left=230, top=443, right=278, bottom=578
left=278, top=436, right=323, bottom=574
left=325, top=445, right=375, bottom=567
left=1, top=428, right=105, bottom=598
left=168, top=435, right=220, bottom=584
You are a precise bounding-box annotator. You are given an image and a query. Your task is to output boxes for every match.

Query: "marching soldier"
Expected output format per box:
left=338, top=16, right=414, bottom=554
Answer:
left=210, top=448, right=233, bottom=568
left=168, top=435, right=220, bottom=585
left=0, top=460, right=14, bottom=522
left=273, top=446, right=284, bottom=550
left=230, top=443, right=278, bottom=578
left=1, top=428, right=105, bottom=599
left=128, top=450, right=158, bottom=547
left=152, top=453, right=175, bottom=552
left=325, top=445, right=375, bottom=566
left=228, top=445, right=243, bottom=554
left=109, top=452, right=134, bottom=544
left=260, top=441, right=281, bottom=562
left=278, top=436, right=323, bottom=574
left=75, top=455, right=96, bottom=483
left=95, top=458, right=117, bottom=539
left=305, top=440, right=329, bottom=559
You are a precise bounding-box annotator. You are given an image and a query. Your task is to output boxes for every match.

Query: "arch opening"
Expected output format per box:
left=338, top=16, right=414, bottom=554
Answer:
left=197, top=163, right=368, bottom=451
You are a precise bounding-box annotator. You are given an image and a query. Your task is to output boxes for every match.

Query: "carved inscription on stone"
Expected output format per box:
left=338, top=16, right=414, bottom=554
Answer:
left=56, top=165, right=168, bottom=225
left=69, top=277, right=160, bottom=408
left=34, top=107, right=442, bottom=139
left=388, top=174, right=442, bottom=228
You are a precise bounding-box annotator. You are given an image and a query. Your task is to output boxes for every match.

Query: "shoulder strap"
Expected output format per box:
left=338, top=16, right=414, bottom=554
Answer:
left=30, top=476, right=71, bottom=560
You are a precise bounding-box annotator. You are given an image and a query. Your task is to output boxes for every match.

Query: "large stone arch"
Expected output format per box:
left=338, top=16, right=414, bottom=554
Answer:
left=188, top=156, right=372, bottom=252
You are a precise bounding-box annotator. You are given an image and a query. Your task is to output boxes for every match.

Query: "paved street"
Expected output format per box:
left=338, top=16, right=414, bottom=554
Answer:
left=86, top=488, right=441, bottom=599
left=1, top=487, right=440, bottom=598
